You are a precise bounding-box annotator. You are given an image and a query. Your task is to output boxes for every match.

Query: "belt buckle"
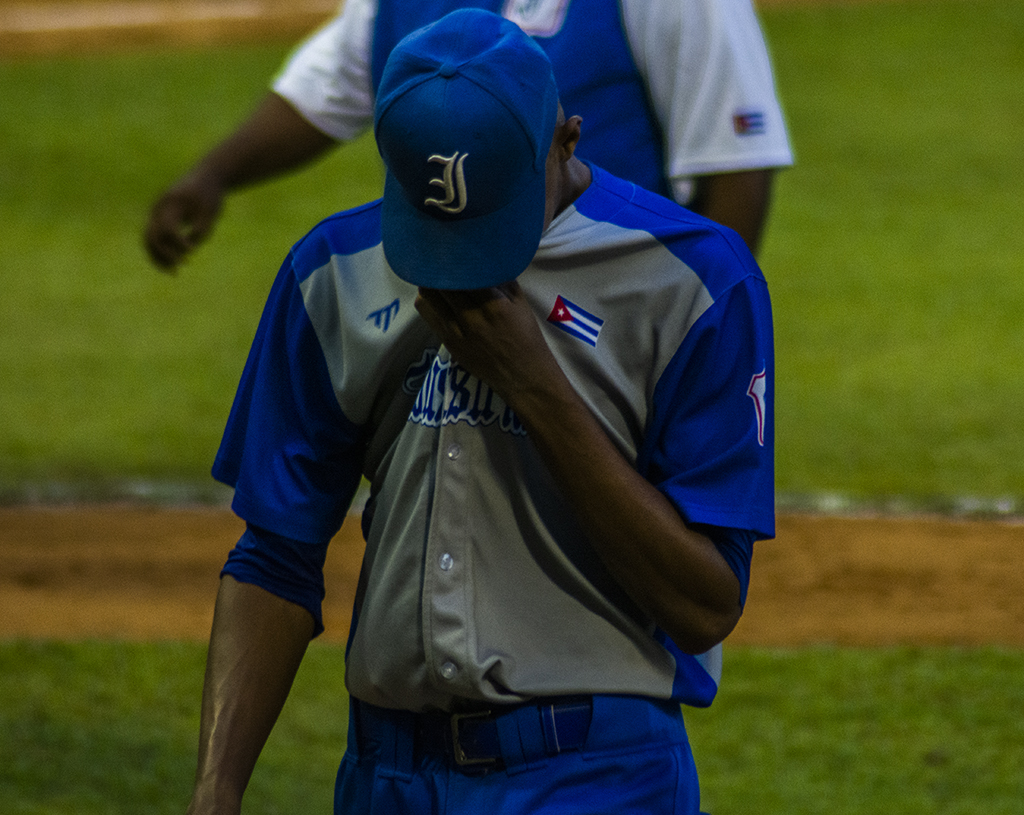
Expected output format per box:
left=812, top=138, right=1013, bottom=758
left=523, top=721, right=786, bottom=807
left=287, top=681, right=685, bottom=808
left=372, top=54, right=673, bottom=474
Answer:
left=450, top=709, right=495, bottom=767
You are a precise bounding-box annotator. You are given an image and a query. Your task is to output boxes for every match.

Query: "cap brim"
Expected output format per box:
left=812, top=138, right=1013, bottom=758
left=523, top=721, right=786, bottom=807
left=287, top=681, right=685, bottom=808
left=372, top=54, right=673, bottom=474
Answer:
left=381, top=165, right=546, bottom=291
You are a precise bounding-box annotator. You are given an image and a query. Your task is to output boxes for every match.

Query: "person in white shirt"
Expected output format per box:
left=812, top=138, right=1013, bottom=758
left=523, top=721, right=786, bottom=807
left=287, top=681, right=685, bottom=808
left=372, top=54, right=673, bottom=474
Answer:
left=144, top=0, right=793, bottom=270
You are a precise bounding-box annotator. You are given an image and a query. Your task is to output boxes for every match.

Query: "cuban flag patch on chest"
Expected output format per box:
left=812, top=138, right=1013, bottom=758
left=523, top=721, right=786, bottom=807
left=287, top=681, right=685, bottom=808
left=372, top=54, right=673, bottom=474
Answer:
left=546, top=295, right=604, bottom=347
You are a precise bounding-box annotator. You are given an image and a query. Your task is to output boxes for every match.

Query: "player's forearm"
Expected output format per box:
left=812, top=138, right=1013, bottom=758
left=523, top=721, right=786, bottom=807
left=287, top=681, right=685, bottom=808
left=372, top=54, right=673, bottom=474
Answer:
left=190, top=92, right=337, bottom=193
left=187, top=576, right=314, bottom=815
left=414, top=285, right=742, bottom=651
left=510, top=380, right=743, bottom=654
left=688, top=168, right=775, bottom=256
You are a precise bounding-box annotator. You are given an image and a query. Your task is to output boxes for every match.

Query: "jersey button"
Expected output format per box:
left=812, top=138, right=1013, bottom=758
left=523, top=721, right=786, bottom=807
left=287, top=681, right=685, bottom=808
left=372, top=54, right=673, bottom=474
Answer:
left=439, top=552, right=454, bottom=571
left=440, top=661, right=458, bottom=680
left=446, top=443, right=461, bottom=460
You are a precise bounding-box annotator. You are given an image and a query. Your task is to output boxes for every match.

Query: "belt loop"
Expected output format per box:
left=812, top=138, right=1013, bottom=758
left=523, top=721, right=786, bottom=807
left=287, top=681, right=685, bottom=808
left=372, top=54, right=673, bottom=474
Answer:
left=540, top=703, right=560, bottom=753
left=394, top=710, right=415, bottom=780
left=495, top=705, right=548, bottom=774
left=386, top=709, right=415, bottom=781
left=347, top=696, right=363, bottom=759
left=362, top=704, right=414, bottom=782
left=518, top=704, right=548, bottom=763
left=493, top=710, right=528, bottom=773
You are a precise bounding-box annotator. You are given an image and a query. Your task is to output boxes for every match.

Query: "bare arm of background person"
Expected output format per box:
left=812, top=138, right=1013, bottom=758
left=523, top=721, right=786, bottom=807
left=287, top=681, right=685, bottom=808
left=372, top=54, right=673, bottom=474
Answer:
left=144, top=93, right=336, bottom=271
left=689, top=168, right=776, bottom=256
left=185, top=575, right=315, bottom=815
left=144, top=102, right=773, bottom=269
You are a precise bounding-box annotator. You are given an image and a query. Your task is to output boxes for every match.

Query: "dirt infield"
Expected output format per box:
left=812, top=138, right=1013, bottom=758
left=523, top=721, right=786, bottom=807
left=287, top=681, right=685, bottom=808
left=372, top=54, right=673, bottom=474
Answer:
left=0, top=0, right=930, bottom=56
left=0, top=0, right=338, bottom=55
left=1, top=505, right=1021, bottom=645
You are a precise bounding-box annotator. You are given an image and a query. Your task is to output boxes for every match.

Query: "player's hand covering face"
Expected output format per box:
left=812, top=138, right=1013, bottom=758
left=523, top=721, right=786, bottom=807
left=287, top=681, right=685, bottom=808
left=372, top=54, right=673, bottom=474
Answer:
left=415, top=283, right=563, bottom=411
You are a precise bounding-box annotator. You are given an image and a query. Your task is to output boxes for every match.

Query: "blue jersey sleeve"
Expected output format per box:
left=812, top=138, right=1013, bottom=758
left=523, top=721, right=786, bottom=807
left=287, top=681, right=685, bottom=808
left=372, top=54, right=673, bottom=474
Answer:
left=639, top=273, right=775, bottom=546
left=693, top=524, right=755, bottom=607
left=213, top=251, right=366, bottom=544
left=222, top=524, right=331, bottom=636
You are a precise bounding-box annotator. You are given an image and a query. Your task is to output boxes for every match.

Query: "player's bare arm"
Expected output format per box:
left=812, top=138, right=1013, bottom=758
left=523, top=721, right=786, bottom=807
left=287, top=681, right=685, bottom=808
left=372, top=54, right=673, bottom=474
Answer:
left=186, top=576, right=314, bottom=815
left=416, top=283, right=743, bottom=655
left=689, top=168, right=776, bottom=256
left=145, top=93, right=336, bottom=271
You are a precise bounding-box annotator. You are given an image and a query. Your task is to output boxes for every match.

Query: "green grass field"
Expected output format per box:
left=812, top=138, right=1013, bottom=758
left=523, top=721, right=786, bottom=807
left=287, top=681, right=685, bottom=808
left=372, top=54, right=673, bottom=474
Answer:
left=1, top=0, right=1022, bottom=511
left=759, top=0, right=1024, bottom=512
left=1, top=43, right=385, bottom=501
left=1, top=1, right=1022, bottom=813
left=2, top=641, right=1022, bottom=814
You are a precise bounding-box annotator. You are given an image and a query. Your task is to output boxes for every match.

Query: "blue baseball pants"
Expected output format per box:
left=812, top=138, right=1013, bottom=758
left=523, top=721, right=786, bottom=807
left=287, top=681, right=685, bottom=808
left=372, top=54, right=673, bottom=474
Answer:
left=335, top=694, right=703, bottom=814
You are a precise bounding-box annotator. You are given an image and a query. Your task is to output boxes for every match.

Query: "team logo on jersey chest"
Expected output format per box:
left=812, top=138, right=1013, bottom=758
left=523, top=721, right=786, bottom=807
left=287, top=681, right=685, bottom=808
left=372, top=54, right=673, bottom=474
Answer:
left=405, top=352, right=526, bottom=435
left=366, top=298, right=400, bottom=333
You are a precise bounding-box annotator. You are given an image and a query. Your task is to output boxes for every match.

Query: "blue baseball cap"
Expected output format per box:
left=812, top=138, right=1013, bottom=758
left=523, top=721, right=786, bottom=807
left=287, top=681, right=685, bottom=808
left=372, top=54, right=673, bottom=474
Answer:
left=373, top=9, right=559, bottom=290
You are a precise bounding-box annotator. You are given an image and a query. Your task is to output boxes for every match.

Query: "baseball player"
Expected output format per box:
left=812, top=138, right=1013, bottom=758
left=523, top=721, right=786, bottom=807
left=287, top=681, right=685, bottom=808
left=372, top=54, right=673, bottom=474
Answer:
left=186, top=10, right=774, bottom=815
left=145, top=0, right=792, bottom=269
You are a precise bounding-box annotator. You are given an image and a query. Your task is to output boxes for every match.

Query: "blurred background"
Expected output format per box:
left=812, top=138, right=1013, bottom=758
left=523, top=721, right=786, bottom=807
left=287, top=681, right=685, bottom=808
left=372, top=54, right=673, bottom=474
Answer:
left=1, top=4, right=1022, bottom=815
left=3, top=0, right=1022, bottom=514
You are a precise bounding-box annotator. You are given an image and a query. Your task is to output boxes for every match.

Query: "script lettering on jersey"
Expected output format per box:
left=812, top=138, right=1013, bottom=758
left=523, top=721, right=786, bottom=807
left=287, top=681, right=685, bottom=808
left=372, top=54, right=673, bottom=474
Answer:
left=424, top=153, right=468, bottom=214
left=366, top=298, right=400, bottom=333
left=406, top=352, right=525, bottom=435
left=402, top=349, right=437, bottom=396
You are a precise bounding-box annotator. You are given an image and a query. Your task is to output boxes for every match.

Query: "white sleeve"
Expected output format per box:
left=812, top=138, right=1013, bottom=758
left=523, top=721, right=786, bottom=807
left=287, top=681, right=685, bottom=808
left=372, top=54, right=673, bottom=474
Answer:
left=622, top=0, right=794, bottom=203
left=270, top=0, right=377, bottom=143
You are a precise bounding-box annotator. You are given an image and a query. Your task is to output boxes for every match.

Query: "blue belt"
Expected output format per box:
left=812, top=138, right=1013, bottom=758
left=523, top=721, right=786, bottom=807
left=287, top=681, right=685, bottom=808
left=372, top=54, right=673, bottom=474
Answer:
left=351, top=694, right=687, bottom=778
left=354, top=696, right=593, bottom=773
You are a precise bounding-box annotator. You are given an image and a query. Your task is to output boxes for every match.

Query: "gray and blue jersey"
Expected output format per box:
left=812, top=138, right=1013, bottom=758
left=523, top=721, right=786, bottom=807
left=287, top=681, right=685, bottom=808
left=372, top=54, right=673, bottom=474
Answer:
left=214, top=166, right=774, bottom=711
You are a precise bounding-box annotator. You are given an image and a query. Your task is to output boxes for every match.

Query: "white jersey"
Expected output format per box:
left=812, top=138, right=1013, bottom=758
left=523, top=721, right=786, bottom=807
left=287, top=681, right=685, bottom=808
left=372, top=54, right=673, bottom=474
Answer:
left=272, top=0, right=793, bottom=204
